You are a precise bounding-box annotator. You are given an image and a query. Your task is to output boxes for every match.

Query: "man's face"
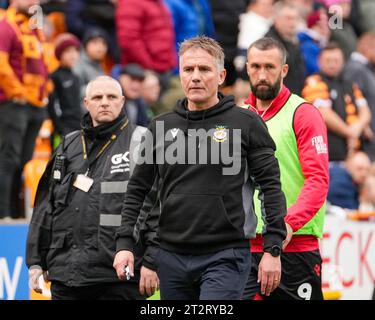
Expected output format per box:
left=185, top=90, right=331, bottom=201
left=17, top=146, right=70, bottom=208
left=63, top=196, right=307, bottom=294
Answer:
left=252, top=0, right=274, bottom=19
left=119, top=74, right=143, bottom=100
left=247, top=47, right=288, bottom=101
left=86, top=37, right=108, bottom=62
left=274, top=7, right=300, bottom=41
left=60, top=46, right=80, bottom=69
left=142, top=74, right=161, bottom=105
left=84, top=80, right=125, bottom=127
left=347, top=154, right=371, bottom=185
left=317, top=10, right=331, bottom=40
left=318, top=49, right=344, bottom=78
left=179, top=48, right=226, bottom=110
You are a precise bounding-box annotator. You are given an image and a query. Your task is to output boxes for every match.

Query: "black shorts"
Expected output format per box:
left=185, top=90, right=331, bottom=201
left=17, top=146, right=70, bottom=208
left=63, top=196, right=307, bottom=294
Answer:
left=242, top=250, right=324, bottom=300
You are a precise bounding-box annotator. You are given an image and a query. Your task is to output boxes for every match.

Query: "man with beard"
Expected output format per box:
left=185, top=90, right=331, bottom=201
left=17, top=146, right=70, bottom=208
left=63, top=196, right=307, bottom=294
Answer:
left=0, top=0, right=49, bottom=220
left=241, top=37, right=329, bottom=300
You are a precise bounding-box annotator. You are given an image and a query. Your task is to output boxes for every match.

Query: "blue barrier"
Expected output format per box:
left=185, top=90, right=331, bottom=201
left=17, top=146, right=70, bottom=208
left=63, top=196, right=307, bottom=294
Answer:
left=0, top=224, right=29, bottom=300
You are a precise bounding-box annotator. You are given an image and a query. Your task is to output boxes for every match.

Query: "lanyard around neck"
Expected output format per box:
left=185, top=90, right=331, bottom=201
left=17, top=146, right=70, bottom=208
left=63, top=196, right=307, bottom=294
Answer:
left=81, top=118, right=129, bottom=170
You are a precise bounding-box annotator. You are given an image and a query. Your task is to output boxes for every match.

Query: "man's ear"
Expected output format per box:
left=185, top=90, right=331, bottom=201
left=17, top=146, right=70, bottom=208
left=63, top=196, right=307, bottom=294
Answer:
left=218, top=69, right=227, bottom=86
left=83, top=97, right=89, bottom=111
left=281, top=64, right=289, bottom=79
left=246, top=62, right=250, bottom=78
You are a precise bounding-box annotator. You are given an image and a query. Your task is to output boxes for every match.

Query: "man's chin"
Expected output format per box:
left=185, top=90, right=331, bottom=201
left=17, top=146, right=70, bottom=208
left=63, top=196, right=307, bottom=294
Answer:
left=255, top=90, right=276, bottom=101
left=187, top=94, right=206, bottom=103
left=97, top=115, right=114, bottom=123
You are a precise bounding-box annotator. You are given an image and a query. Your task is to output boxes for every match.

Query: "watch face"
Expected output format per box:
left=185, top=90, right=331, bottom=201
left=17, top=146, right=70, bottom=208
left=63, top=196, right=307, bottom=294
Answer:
left=271, top=245, right=281, bottom=257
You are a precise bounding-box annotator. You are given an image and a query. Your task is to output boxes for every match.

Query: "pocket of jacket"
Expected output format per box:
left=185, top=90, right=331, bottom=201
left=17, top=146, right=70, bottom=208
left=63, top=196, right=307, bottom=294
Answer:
left=49, top=232, right=66, bottom=249
left=159, top=193, right=240, bottom=246
left=53, top=172, right=75, bottom=208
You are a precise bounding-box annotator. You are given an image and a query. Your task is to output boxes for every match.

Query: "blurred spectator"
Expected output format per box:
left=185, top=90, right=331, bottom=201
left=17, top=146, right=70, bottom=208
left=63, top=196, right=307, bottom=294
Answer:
left=324, top=0, right=357, bottom=59
left=0, top=0, right=8, bottom=8
left=73, top=27, right=108, bottom=110
left=119, top=63, right=150, bottom=126
left=327, top=151, right=371, bottom=209
left=0, top=0, right=7, bottom=6
left=347, top=0, right=364, bottom=35
left=44, top=11, right=67, bottom=40
left=298, top=7, right=331, bottom=76
left=141, top=70, right=161, bottom=115
left=358, top=0, right=375, bottom=32
left=0, top=0, right=50, bottom=219
left=343, top=32, right=375, bottom=160
left=359, top=174, right=375, bottom=212
left=286, top=0, right=315, bottom=29
left=47, top=33, right=82, bottom=140
left=165, top=0, right=215, bottom=75
left=42, top=14, right=60, bottom=73
left=159, top=0, right=215, bottom=114
left=40, top=0, right=66, bottom=14
left=65, top=0, right=119, bottom=62
left=210, top=0, right=247, bottom=87
left=116, top=0, right=176, bottom=93
left=302, top=43, right=371, bottom=161
left=265, top=1, right=306, bottom=94
left=235, top=0, right=274, bottom=78
left=232, top=78, right=250, bottom=106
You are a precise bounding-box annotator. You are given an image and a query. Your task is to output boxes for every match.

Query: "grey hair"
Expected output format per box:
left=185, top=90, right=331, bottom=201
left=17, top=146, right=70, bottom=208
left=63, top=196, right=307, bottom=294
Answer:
left=179, top=36, right=225, bottom=70
left=273, top=1, right=298, bottom=19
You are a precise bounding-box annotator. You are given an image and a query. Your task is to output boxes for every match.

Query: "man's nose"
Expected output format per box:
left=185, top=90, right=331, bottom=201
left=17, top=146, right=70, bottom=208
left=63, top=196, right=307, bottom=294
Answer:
left=101, top=96, right=110, bottom=106
left=258, top=71, right=267, bottom=81
left=192, top=68, right=201, bottom=82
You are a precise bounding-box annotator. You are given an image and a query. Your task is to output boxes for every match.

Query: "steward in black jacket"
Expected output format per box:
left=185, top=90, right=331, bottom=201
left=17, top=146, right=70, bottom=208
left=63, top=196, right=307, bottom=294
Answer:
left=26, top=76, right=158, bottom=300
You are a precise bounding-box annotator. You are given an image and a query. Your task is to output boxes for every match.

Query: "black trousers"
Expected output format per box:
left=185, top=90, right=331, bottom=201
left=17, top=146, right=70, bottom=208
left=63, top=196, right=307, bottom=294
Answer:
left=0, top=102, right=45, bottom=218
left=51, top=281, right=146, bottom=300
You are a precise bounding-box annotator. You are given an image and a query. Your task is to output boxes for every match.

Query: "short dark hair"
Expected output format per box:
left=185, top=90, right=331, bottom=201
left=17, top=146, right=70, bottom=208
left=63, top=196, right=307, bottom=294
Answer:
left=320, top=42, right=344, bottom=56
left=248, top=37, right=288, bottom=64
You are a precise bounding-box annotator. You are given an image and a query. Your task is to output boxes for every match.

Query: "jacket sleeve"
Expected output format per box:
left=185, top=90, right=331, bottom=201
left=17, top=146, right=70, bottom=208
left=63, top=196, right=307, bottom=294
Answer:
left=286, top=103, right=329, bottom=231
left=25, top=154, right=57, bottom=270
left=136, top=177, right=160, bottom=271
left=246, top=113, right=287, bottom=251
left=116, top=121, right=158, bottom=254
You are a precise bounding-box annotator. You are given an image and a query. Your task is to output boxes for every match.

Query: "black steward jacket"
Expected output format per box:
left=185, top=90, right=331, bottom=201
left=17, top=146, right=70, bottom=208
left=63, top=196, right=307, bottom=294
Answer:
left=26, top=111, right=158, bottom=286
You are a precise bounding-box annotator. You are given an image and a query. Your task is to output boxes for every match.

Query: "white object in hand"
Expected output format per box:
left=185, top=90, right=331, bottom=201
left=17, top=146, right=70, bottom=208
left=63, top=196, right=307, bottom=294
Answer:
left=125, top=265, right=131, bottom=280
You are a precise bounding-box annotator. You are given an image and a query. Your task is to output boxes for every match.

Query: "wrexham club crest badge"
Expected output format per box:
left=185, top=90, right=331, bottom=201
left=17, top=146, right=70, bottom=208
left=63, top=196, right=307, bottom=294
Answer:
left=213, top=126, right=228, bottom=143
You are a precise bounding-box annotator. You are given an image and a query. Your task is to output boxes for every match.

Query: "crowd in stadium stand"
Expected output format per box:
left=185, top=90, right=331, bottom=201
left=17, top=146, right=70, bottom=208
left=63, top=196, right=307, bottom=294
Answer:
left=1, top=0, right=375, bottom=221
